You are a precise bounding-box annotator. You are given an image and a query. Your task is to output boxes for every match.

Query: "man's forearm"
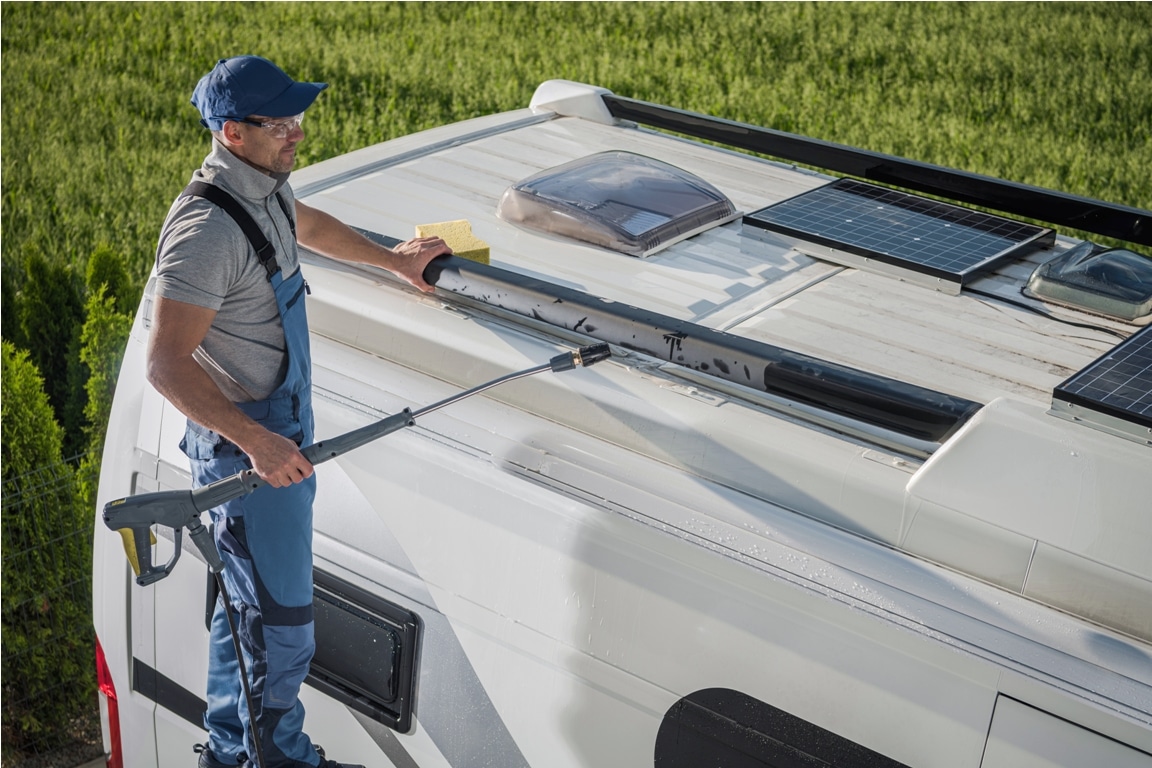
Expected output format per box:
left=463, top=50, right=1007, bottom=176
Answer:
left=148, top=355, right=314, bottom=488
left=295, top=200, right=450, bottom=292
left=147, top=353, right=266, bottom=453
left=296, top=203, right=402, bottom=270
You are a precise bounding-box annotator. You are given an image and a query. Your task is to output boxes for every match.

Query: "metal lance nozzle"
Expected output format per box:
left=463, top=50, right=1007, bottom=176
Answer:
left=103, top=343, right=614, bottom=585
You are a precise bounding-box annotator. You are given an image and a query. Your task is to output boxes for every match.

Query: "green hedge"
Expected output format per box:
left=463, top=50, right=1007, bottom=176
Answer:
left=0, top=343, right=94, bottom=750
left=0, top=264, right=132, bottom=754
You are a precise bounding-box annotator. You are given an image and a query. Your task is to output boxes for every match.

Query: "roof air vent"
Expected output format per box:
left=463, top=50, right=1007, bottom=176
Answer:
left=1026, top=242, right=1152, bottom=323
left=496, top=151, right=738, bottom=256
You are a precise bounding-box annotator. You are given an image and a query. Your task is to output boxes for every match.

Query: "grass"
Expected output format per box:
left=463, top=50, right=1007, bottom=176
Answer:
left=3, top=1, right=1151, bottom=288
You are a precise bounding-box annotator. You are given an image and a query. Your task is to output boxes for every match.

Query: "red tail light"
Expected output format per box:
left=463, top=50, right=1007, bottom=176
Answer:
left=95, top=636, right=123, bottom=768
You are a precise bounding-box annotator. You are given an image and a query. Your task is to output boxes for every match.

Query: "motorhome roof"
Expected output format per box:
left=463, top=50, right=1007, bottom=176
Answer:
left=291, top=81, right=1152, bottom=642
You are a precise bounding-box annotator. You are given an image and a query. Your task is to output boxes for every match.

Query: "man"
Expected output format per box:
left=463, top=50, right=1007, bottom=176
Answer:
left=149, top=55, right=451, bottom=768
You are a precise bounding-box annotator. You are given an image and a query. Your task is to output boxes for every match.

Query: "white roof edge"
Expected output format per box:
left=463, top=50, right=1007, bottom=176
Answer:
left=905, top=396, right=1152, bottom=641
left=291, top=108, right=546, bottom=196
left=529, top=79, right=616, bottom=124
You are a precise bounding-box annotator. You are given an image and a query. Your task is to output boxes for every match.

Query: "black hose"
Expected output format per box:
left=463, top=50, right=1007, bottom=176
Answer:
left=965, top=287, right=1128, bottom=340
left=215, top=572, right=267, bottom=768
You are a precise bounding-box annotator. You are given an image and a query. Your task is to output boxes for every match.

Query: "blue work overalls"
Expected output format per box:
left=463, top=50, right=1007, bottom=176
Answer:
left=181, top=261, right=319, bottom=767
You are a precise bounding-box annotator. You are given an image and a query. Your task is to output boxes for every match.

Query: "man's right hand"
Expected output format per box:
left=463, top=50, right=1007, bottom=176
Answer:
left=242, top=428, right=315, bottom=488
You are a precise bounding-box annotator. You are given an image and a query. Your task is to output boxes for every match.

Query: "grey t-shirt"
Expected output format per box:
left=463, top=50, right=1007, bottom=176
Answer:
left=154, top=140, right=302, bottom=402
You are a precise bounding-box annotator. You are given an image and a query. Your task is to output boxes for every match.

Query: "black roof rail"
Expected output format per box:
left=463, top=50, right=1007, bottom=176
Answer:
left=601, top=95, right=1152, bottom=248
left=413, top=251, right=981, bottom=450
left=351, top=229, right=979, bottom=450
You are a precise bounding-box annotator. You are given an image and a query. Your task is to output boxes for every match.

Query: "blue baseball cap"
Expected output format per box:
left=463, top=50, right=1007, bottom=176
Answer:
left=191, top=55, right=328, bottom=130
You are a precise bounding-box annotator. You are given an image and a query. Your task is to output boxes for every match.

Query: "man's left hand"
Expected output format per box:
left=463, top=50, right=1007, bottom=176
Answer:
left=390, top=236, right=453, bottom=293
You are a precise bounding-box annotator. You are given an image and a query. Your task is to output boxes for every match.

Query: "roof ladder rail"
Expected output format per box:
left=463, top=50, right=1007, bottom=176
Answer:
left=600, top=94, right=1152, bottom=247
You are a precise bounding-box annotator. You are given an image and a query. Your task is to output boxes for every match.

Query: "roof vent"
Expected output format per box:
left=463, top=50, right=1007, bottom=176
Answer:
left=1026, top=242, right=1152, bottom=323
left=496, top=151, right=738, bottom=257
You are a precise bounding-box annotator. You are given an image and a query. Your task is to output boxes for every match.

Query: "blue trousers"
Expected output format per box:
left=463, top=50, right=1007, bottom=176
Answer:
left=184, top=412, right=319, bottom=767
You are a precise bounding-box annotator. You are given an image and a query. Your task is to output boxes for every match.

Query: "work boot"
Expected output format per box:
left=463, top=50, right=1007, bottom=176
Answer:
left=194, top=743, right=247, bottom=768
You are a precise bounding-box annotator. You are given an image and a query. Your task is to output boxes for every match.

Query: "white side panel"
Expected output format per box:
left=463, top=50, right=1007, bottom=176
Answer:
left=94, top=310, right=162, bottom=768
left=305, top=345, right=998, bottom=767
left=155, top=710, right=205, bottom=766
left=151, top=554, right=211, bottom=754
left=982, top=697, right=1152, bottom=768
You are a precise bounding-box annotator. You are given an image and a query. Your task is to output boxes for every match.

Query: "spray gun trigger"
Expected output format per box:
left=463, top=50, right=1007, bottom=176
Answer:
left=118, top=527, right=156, bottom=577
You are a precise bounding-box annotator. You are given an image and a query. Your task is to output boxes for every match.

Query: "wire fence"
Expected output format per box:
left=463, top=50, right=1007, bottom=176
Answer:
left=2, top=455, right=104, bottom=768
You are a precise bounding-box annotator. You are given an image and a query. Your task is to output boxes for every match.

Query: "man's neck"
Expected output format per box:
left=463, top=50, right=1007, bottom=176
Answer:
left=221, top=140, right=273, bottom=176
left=214, top=139, right=291, bottom=187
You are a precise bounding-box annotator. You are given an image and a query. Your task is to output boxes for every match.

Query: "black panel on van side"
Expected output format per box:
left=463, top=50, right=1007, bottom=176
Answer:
left=655, top=688, right=908, bottom=768
left=307, top=570, right=421, bottom=734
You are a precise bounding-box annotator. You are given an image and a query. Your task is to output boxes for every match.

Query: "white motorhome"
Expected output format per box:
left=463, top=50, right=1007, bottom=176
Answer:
left=93, top=81, right=1152, bottom=768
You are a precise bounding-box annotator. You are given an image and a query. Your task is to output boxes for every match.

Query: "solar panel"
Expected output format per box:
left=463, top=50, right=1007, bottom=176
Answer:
left=1052, top=325, right=1152, bottom=444
left=743, top=178, right=1055, bottom=294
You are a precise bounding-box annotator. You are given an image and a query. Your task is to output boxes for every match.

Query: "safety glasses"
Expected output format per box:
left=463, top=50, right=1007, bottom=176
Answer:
left=233, top=113, right=304, bottom=139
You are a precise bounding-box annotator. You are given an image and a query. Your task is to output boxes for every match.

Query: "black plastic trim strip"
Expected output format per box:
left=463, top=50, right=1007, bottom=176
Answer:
left=655, top=687, right=909, bottom=768
left=602, top=95, right=1152, bottom=247
left=133, top=657, right=206, bottom=729
left=421, top=254, right=982, bottom=444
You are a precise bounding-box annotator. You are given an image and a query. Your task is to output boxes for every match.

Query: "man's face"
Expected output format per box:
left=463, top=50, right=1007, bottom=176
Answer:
left=232, top=114, right=305, bottom=175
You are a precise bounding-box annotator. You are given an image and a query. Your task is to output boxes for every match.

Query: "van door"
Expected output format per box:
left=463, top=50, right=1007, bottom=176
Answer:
left=140, top=397, right=213, bottom=762
left=980, top=697, right=1151, bottom=768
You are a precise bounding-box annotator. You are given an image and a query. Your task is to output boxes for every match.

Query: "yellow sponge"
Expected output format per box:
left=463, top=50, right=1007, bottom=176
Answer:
left=415, top=219, right=490, bottom=265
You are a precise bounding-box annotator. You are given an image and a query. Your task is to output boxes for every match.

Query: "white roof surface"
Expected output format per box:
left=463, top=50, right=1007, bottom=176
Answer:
left=291, top=83, right=1152, bottom=643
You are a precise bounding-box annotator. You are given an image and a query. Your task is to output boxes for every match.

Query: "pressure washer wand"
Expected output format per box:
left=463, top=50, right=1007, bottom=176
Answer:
left=102, top=343, right=612, bottom=586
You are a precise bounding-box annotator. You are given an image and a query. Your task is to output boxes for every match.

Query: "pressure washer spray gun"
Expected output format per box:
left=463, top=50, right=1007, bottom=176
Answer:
left=103, top=343, right=613, bottom=586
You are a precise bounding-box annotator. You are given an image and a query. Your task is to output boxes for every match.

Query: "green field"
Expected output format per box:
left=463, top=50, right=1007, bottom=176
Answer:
left=4, top=2, right=1150, bottom=287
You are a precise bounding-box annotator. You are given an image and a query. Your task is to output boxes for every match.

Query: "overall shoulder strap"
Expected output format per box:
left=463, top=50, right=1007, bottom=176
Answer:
left=274, top=192, right=296, bottom=239
left=181, top=181, right=281, bottom=281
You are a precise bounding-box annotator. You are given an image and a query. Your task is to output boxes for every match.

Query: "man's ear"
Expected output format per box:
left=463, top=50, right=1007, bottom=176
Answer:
left=219, top=121, right=245, bottom=147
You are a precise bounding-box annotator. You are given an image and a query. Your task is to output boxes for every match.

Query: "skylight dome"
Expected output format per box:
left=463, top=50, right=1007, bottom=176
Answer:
left=496, top=151, right=738, bottom=256
left=1027, top=241, right=1152, bottom=323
